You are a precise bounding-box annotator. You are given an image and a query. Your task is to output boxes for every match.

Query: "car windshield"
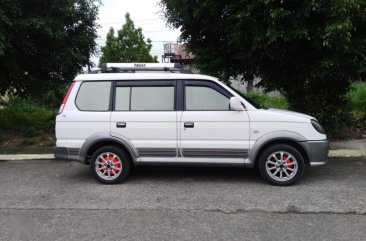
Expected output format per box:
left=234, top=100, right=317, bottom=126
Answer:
left=226, top=84, right=265, bottom=109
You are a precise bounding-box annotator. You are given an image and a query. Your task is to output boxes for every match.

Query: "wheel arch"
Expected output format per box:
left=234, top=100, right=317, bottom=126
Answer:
left=249, top=131, right=310, bottom=168
left=79, top=132, right=139, bottom=165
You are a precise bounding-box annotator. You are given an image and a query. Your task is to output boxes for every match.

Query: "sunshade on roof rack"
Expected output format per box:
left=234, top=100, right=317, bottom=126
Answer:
left=99, top=63, right=193, bottom=74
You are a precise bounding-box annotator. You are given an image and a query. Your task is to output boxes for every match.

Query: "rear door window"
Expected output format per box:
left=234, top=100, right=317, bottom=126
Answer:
left=115, top=85, right=175, bottom=111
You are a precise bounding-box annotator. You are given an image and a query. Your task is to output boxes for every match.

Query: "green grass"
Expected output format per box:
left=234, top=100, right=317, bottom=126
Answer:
left=245, top=91, right=289, bottom=109
left=346, top=82, right=366, bottom=120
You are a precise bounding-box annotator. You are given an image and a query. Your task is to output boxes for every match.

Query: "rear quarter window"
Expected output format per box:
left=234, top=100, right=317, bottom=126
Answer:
left=76, top=81, right=111, bottom=111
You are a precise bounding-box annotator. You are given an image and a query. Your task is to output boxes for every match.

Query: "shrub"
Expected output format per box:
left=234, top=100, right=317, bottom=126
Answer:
left=346, top=82, right=366, bottom=120
left=35, top=87, right=68, bottom=108
left=0, top=128, right=5, bottom=143
left=22, top=138, right=35, bottom=146
left=0, top=97, right=57, bottom=132
left=246, top=91, right=289, bottom=109
left=20, top=126, right=39, bottom=138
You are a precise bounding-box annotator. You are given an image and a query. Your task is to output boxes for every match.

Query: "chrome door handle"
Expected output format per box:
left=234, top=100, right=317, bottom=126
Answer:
left=184, top=122, right=194, bottom=128
left=116, top=122, right=126, bottom=128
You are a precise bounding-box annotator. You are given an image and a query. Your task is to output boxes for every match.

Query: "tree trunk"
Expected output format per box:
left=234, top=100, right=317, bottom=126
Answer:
left=246, top=79, right=254, bottom=93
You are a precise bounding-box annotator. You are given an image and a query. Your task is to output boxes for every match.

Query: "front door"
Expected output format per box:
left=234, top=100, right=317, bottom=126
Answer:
left=179, top=80, right=250, bottom=161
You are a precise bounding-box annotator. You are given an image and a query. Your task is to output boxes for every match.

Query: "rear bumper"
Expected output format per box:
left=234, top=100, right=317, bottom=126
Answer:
left=53, top=147, right=83, bottom=163
left=307, top=140, right=329, bottom=166
left=53, top=147, right=69, bottom=160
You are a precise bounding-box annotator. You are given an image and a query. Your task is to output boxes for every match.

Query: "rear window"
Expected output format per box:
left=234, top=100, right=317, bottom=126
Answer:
left=76, top=81, right=111, bottom=111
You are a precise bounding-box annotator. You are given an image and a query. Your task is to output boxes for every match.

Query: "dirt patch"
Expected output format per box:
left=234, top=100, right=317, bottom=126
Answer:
left=0, top=131, right=55, bottom=154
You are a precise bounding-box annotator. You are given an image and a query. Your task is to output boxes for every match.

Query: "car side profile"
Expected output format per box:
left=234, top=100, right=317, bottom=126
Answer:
left=54, top=63, right=329, bottom=186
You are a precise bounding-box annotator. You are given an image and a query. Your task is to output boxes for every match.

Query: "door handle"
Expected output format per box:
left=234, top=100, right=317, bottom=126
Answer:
left=184, top=122, right=194, bottom=128
left=116, top=122, right=126, bottom=128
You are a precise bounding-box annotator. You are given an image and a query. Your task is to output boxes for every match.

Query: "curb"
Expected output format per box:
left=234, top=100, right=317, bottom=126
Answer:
left=328, top=149, right=366, bottom=158
left=0, top=150, right=365, bottom=161
left=0, top=154, right=54, bottom=161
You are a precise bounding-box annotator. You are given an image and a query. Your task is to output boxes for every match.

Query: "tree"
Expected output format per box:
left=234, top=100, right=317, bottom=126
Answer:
left=99, top=13, right=158, bottom=65
left=161, top=0, right=366, bottom=131
left=0, top=0, right=100, bottom=99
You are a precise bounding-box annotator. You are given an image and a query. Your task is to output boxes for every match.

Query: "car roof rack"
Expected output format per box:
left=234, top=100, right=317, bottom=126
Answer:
left=99, top=63, right=193, bottom=74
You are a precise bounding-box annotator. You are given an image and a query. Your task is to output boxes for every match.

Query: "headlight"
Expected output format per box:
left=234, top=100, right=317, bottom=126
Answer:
left=311, top=119, right=325, bottom=134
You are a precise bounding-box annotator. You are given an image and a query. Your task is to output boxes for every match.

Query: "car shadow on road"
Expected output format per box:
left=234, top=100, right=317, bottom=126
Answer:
left=68, top=162, right=264, bottom=185
left=67, top=157, right=361, bottom=185
left=129, top=165, right=264, bottom=184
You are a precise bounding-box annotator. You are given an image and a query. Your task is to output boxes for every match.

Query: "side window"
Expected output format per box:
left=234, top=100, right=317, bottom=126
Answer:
left=76, top=82, right=111, bottom=111
left=115, top=86, right=175, bottom=111
left=185, top=86, right=230, bottom=110
left=115, top=87, right=130, bottom=111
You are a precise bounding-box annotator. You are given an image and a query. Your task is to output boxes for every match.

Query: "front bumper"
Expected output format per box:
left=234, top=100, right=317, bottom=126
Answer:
left=307, top=140, right=329, bottom=166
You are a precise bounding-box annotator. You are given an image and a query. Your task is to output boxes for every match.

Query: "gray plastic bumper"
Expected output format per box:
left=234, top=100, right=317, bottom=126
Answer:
left=307, top=140, right=329, bottom=166
left=53, top=147, right=82, bottom=163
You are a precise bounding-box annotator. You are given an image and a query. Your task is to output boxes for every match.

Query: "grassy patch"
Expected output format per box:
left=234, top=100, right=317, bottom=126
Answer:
left=0, top=97, right=57, bottom=132
left=346, top=82, right=366, bottom=121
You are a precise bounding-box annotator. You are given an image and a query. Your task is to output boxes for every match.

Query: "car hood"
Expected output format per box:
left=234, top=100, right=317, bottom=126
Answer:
left=249, top=108, right=314, bottom=122
left=267, top=108, right=314, bottom=119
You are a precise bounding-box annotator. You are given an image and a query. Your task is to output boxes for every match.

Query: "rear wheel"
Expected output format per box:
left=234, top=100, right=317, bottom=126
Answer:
left=258, top=144, right=305, bottom=186
left=90, top=146, right=131, bottom=184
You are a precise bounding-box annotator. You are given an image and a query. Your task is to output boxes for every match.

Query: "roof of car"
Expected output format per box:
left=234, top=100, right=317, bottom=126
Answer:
left=74, top=73, right=219, bottom=82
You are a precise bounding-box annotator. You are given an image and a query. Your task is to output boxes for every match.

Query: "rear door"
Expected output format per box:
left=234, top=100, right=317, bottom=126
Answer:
left=179, top=80, right=250, bottom=160
left=110, top=80, right=178, bottom=159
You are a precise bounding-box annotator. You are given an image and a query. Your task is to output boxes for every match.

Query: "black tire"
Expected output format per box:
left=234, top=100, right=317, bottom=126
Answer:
left=90, top=145, right=131, bottom=184
left=258, top=144, right=305, bottom=186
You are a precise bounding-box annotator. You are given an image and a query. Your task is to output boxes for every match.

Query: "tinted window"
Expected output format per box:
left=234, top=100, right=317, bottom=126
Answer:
left=185, top=86, right=229, bottom=110
left=115, top=87, right=130, bottom=111
left=76, top=82, right=111, bottom=111
left=115, top=86, right=175, bottom=111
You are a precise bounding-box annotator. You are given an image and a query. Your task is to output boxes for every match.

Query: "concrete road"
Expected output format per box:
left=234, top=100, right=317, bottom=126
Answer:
left=0, top=157, right=365, bottom=241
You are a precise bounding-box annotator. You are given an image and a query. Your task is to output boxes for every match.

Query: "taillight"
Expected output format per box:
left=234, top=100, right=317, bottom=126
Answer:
left=59, top=81, right=75, bottom=114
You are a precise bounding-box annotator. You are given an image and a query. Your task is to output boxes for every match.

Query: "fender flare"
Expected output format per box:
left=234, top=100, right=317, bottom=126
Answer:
left=79, top=131, right=139, bottom=164
left=248, top=131, right=310, bottom=166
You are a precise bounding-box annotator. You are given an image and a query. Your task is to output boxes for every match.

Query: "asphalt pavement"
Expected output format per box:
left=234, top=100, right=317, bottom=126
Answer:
left=0, top=157, right=365, bottom=241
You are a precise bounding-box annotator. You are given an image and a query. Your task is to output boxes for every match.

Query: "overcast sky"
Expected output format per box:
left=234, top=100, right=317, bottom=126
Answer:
left=93, top=0, right=181, bottom=64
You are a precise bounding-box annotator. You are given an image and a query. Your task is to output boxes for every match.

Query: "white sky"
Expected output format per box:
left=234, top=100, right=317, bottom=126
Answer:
left=92, top=0, right=181, bottom=65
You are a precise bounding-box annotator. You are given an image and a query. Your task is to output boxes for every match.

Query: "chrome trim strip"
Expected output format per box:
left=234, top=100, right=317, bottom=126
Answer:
left=140, top=157, right=245, bottom=166
left=310, top=161, right=327, bottom=167
left=182, top=148, right=248, bottom=158
left=138, top=148, right=177, bottom=157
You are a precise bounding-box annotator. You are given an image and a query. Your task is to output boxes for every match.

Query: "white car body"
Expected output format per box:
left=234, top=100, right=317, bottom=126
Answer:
left=54, top=64, right=329, bottom=185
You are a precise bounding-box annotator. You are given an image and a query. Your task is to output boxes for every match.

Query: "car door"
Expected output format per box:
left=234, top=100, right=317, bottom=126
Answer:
left=110, top=80, right=178, bottom=159
left=179, top=80, right=250, bottom=162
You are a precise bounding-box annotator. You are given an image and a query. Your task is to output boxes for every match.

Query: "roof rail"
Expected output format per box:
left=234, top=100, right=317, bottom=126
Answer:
left=99, top=63, right=193, bottom=74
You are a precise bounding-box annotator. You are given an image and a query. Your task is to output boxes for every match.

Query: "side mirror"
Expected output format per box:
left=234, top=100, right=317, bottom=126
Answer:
left=230, top=97, right=245, bottom=111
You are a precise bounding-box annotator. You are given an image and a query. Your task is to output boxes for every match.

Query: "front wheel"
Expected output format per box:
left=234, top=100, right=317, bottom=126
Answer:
left=258, top=144, right=306, bottom=186
left=90, top=146, right=131, bottom=184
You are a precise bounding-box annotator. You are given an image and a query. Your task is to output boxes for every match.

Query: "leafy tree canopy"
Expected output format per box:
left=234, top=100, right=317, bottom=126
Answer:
left=0, top=0, right=100, bottom=98
left=99, top=13, right=158, bottom=65
left=161, top=0, right=366, bottom=130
